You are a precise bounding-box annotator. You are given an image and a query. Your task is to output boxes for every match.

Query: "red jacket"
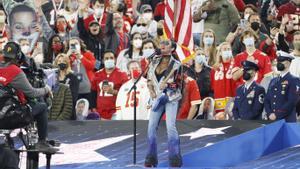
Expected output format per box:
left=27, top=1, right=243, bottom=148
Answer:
left=0, top=64, right=26, bottom=104
left=233, top=50, right=272, bottom=88
left=70, top=51, right=96, bottom=82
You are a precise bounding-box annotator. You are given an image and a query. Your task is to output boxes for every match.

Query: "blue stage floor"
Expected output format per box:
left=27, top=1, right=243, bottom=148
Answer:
left=13, top=120, right=300, bottom=169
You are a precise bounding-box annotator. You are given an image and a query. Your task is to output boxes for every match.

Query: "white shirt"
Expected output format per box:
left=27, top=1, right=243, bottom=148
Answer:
left=290, top=55, right=300, bottom=78
left=245, top=79, right=255, bottom=90
left=115, top=78, right=150, bottom=120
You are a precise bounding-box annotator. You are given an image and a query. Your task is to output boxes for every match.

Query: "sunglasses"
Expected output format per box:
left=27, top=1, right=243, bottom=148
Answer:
left=137, top=23, right=147, bottom=27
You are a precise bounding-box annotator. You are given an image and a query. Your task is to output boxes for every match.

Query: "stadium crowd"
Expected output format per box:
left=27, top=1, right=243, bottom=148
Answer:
left=0, top=0, right=300, bottom=122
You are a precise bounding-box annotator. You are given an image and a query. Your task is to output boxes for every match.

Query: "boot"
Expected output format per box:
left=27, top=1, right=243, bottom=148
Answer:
left=169, top=155, right=182, bottom=167
left=144, top=155, right=158, bottom=167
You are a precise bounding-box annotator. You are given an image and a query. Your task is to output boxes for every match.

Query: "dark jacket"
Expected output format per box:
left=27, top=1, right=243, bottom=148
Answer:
left=104, top=13, right=129, bottom=54
left=59, top=72, right=79, bottom=119
left=186, top=66, right=212, bottom=98
left=265, top=72, right=300, bottom=122
left=233, top=82, right=265, bottom=120
left=77, top=17, right=105, bottom=63
left=49, top=83, right=73, bottom=120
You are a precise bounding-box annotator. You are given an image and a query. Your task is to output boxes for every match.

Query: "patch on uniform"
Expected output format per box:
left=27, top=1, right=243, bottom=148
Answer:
left=296, top=85, right=299, bottom=92
left=247, top=90, right=255, bottom=98
left=259, top=94, right=264, bottom=104
left=281, top=80, right=288, bottom=85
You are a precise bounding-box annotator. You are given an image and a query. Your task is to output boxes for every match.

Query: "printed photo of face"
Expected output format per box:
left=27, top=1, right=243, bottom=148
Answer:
left=9, top=5, right=39, bottom=47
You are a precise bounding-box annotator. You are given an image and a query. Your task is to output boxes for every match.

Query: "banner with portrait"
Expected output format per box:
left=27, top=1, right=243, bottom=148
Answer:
left=2, top=0, right=39, bottom=52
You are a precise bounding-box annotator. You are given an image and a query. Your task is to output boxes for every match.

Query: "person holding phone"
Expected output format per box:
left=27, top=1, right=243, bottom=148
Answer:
left=67, top=37, right=96, bottom=106
left=91, top=50, right=128, bottom=120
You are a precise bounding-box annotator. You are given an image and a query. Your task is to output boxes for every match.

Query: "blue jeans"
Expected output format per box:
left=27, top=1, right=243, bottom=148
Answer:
left=146, top=99, right=181, bottom=159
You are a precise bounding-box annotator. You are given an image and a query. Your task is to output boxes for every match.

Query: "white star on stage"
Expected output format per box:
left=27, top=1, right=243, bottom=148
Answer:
left=19, top=134, right=133, bottom=168
left=180, top=126, right=231, bottom=140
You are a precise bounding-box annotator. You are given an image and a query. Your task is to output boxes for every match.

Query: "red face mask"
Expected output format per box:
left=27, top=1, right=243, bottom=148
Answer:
left=57, top=23, right=66, bottom=32
left=132, top=69, right=141, bottom=79
left=52, top=43, right=63, bottom=53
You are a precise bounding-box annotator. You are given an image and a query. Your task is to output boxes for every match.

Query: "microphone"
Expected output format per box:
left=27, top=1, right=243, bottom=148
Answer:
left=147, top=49, right=161, bottom=60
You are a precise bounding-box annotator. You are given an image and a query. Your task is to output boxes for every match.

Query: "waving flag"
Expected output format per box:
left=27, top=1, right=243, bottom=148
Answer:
left=164, top=0, right=194, bottom=63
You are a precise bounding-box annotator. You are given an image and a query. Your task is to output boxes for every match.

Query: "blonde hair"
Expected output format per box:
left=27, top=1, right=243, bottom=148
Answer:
left=201, top=29, right=217, bottom=66
left=215, top=42, right=232, bottom=65
left=54, top=53, right=72, bottom=74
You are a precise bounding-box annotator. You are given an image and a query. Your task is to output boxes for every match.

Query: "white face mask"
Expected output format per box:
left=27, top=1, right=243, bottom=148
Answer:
left=104, top=59, right=115, bottom=69
left=143, top=48, right=155, bottom=58
left=143, top=13, right=153, bottom=22
left=94, top=7, right=104, bottom=17
left=21, top=45, right=31, bottom=54
left=195, top=54, right=206, bottom=64
left=221, top=50, right=233, bottom=61
left=133, top=39, right=142, bottom=48
left=0, top=15, right=5, bottom=23
left=138, top=25, right=147, bottom=34
left=203, top=37, right=214, bottom=46
left=243, top=37, right=255, bottom=47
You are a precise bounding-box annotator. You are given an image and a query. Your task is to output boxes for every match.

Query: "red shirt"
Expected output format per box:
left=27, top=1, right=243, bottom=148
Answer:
left=91, top=68, right=128, bottom=119
left=177, top=77, right=201, bottom=119
left=233, top=50, right=272, bottom=88
left=211, top=61, right=236, bottom=112
left=70, top=51, right=96, bottom=82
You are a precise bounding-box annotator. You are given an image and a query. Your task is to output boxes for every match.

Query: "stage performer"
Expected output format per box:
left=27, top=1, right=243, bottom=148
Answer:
left=144, top=39, right=182, bottom=167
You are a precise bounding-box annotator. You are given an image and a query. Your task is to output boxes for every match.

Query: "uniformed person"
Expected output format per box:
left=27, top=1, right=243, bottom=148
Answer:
left=265, top=51, right=300, bottom=122
left=233, top=60, right=265, bottom=120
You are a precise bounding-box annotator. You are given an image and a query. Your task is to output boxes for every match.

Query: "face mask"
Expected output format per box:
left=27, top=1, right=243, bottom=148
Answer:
left=195, top=55, right=206, bottom=64
left=157, top=28, right=164, bottom=36
left=138, top=26, right=147, bottom=34
left=21, top=45, right=30, bottom=54
left=132, top=69, right=141, bottom=79
left=104, top=59, right=115, bottom=69
left=243, top=37, right=255, bottom=47
left=294, top=41, right=300, bottom=50
left=221, top=50, right=233, bottom=61
left=94, top=8, right=104, bottom=17
left=276, top=62, right=285, bottom=71
left=243, top=72, right=252, bottom=81
left=143, top=48, right=155, bottom=58
left=251, top=22, right=260, bottom=31
left=0, top=15, right=5, bottom=23
left=203, top=37, right=214, bottom=46
left=133, top=39, right=142, bottom=48
left=58, top=63, right=67, bottom=70
left=143, top=13, right=153, bottom=22
left=52, top=43, right=63, bottom=52
left=57, top=23, right=66, bottom=32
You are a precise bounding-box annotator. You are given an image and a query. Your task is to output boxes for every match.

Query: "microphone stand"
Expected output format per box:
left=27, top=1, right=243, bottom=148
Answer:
left=127, top=52, right=158, bottom=166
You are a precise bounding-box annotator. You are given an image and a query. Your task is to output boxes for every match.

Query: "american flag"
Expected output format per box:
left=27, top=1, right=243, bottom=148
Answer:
left=164, top=0, right=194, bottom=63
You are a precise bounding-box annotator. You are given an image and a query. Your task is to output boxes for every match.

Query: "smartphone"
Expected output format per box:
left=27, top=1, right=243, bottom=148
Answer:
left=240, top=19, right=247, bottom=29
